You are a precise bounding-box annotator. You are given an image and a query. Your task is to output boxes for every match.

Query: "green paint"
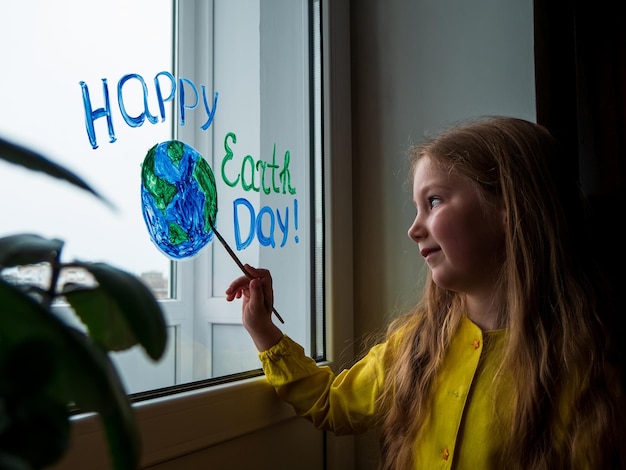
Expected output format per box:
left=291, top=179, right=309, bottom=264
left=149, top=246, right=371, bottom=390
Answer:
left=221, top=132, right=240, bottom=187
left=167, top=140, right=185, bottom=169
left=168, top=222, right=188, bottom=245
left=141, top=144, right=178, bottom=211
left=193, top=156, right=218, bottom=232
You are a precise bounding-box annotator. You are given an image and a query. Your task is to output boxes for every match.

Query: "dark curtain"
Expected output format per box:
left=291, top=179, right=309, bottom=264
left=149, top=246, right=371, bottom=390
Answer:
left=534, top=0, right=626, bottom=348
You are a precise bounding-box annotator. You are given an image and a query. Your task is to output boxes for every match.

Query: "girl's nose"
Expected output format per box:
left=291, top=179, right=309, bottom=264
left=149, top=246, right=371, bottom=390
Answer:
left=407, top=215, right=426, bottom=242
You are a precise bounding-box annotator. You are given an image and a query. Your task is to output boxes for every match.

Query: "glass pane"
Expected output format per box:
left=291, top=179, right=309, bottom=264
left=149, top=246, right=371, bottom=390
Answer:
left=0, top=0, right=174, bottom=298
left=211, top=324, right=259, bottom=377
left=198, top=0, right=322, bottom=378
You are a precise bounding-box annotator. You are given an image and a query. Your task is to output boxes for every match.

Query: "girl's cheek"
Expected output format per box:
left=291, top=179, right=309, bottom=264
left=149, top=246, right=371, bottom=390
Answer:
left=429, top=212, right=447, bottom=238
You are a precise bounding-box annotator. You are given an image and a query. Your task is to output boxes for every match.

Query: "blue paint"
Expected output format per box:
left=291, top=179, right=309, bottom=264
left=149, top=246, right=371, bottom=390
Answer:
left=294, top=198, right=299, bottom=243
left=276, top=205, right=288, bottom=247
left=199, top=85, right=219, bottom=130
left=233, top=197, right=299, bottom=250
left=154, top=71, right=176, bottom=121
left=80, top=78, right=117, bottom=149
left=256, top=206, right=276, bottom=248
left=80, top=71, right=219, bottom=149
left=178, top=78, right=219, bottom=129
left=233, top=198, right=255, bottom=250
left=118, top=73, right=159, bottom=127
left=178, top=78, right=198, bottom=127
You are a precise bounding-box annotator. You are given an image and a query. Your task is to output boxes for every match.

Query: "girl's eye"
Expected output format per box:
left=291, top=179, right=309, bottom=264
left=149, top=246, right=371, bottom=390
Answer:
left=429, top=196, right=442, bottom=208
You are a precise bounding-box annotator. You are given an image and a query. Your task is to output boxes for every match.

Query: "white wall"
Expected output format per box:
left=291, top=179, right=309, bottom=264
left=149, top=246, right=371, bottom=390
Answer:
left=350, top=0, right=535, bottom=336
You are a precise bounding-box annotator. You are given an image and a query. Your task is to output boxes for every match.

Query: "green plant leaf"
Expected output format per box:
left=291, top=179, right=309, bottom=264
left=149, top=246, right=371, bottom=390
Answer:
left=63, top=286, right=138, bottom=352
left=0, top=453, right=32, bottom=470
left=64, top=328, right=140, bottom=470
left=0, top=279, right=140, bottom=469
left=0, top=339, right=70, bottom=468
left=0, top=234, right=63, bottom=268
left=73, top=262, right=167, bottom=361
left=0, top=137, right=114, bottom=210
left=0, top=383, right=71, bottom=468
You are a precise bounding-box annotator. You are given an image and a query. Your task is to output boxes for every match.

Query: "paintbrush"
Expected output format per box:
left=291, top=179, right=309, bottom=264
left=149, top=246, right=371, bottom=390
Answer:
left=209, top=220, right=285, bottom=324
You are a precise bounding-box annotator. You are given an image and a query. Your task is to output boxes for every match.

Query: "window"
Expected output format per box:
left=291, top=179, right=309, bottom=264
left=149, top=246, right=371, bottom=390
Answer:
left=0, top=0, right=323, bottom=396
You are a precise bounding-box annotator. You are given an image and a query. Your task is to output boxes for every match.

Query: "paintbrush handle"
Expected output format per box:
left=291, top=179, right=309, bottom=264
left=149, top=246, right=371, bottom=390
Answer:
left=211, top=224, right=285, bottom=324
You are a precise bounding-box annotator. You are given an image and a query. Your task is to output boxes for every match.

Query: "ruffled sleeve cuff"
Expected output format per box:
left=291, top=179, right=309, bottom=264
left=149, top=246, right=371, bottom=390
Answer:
left=259, top=335, right=324, bottom=387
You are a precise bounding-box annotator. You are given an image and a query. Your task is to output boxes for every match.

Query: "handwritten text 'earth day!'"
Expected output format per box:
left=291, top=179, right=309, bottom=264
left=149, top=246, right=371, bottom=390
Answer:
left=79, top=71, right=300, bottom=251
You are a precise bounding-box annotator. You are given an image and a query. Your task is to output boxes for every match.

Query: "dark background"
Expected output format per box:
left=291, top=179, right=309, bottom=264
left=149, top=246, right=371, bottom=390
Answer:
left=534, top=0, right=626, bottom=359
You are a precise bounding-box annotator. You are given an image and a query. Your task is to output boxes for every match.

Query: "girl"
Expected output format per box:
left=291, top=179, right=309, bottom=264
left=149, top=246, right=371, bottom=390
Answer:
left=225, top=116, right=625, bottom=469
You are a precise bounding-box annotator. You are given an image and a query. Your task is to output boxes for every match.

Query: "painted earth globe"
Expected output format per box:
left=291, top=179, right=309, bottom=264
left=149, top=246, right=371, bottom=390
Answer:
left=140, top=140, right=217, bottom=259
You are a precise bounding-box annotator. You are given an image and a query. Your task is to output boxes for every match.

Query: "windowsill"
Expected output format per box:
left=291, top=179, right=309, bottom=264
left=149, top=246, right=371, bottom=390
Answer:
left=53, top=374, right=302, bottom=469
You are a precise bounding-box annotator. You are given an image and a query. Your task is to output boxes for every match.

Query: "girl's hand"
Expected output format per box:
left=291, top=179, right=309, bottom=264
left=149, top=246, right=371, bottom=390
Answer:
left=225, top=264, right=283, bottom=351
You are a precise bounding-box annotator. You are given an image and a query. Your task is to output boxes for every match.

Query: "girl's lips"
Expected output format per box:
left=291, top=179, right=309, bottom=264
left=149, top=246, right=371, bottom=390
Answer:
left=420, top=247, right=440, bottom=259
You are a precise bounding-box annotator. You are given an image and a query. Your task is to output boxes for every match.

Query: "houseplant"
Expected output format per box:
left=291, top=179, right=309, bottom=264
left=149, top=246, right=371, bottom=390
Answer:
left=0, top=137, right=167, bottom=469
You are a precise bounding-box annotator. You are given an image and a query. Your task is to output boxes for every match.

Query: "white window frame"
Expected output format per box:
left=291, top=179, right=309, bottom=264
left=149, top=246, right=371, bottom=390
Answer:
left=109, top=0, right=321, bottom=392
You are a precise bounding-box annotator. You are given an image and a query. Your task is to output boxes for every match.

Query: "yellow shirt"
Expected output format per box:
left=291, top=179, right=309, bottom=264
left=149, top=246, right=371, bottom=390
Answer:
left=260, top=316, right=510, bottom=469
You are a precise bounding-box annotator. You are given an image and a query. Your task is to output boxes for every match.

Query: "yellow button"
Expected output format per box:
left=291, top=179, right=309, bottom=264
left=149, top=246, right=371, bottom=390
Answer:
left=472, top=339, right=480, bottom=350
left=441, top=447, right=450, bottom=460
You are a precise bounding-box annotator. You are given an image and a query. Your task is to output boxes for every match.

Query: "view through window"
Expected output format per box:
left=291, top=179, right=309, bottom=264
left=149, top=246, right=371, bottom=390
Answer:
left=0, top=0, right=322, bottom=396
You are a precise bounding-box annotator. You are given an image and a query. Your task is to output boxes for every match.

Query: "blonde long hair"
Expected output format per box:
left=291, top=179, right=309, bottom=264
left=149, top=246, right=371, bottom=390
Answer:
left=378, top=116, right=624, bottom=469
